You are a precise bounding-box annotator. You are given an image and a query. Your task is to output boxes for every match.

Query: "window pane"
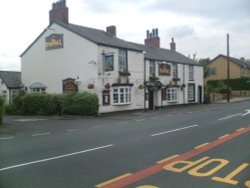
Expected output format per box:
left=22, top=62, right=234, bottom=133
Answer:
left=119, top=49, right=127, bottom=72
left=105, top=55, right=114, bottom=71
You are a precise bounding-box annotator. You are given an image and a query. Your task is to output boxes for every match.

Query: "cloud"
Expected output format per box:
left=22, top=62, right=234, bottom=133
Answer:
left=167, top=25, right=195, bottom=38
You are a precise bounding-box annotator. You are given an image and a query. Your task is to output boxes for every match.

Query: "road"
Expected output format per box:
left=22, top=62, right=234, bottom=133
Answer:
left=0, top=100, right=250, bottom=188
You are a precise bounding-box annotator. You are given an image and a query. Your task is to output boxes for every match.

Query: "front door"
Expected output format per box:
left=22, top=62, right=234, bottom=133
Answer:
left=149, top=90, right=154, bottom=110
left=198, top=86, right=202, bottom=104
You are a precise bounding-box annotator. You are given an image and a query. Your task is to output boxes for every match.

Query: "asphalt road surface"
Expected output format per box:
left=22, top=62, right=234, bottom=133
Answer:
left=0, top=100, right=250, bottom=188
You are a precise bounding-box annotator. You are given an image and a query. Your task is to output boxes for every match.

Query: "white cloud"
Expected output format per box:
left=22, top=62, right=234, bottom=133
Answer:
left=0, top=0, right=249, bottom=71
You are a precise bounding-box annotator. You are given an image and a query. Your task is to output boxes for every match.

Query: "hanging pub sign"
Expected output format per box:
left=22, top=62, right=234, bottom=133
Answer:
left=159, top=64, right=171, bottom=76
left=46, top=34, right=64, bottom=50
left=62, top=78, right=78, bottom=93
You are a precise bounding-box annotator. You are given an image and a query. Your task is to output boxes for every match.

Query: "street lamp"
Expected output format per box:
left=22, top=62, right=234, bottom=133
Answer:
left=226, top=33, right=230, bottom=103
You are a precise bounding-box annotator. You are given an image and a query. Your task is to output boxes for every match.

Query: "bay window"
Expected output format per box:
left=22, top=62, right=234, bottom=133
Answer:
left=113, top=87, right=131, bottom=105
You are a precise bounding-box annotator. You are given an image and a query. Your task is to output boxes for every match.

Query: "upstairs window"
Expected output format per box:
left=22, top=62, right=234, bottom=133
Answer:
left=189, top=65, right=194, bottom=81
left=104, top=55, right=114, bottom=71
left=149, top=61, right=156, bottom=76
left=173, top=64, right=178, bottom=78
left=119, top=49, right=128, bottom=72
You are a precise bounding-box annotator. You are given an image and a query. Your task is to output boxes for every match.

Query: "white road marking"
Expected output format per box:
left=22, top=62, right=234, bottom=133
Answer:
left=151, top=125, right=199, bottom=137
left=0, top=144, right=113, bottom=171
left=15, top=118, right=47, bottom=122
left=136, top=119, right=145, bottom=122
left=241, top=109, right=250, bottom=116
left=116, top=121, right=128, bottom=125
left=32, top=133, right=51, bottom=137
left=218, top=113, right=242, bottom=121
left=66, top=129, right=80, bottom=132
left=151, top=116, right=159, bottom=120
left=0, top=137, right=14, bottom=140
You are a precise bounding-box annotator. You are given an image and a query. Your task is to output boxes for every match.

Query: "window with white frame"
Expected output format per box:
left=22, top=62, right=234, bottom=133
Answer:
left=113, top=87, right=132, bottom=105
left=188, top=84, right=195, bottom=102
left=167, top=88, right=177, bottom=102
left=150, top=61, right=155, bottom=76
left=118, top=49, right=128, bottom=72
left=189, top=65, right=194, bottom=80
left=104, top=55, right=114, bottom=71
left=172, top=64, right=178, bottom=78
left=31, top=88, right=46, bottom=94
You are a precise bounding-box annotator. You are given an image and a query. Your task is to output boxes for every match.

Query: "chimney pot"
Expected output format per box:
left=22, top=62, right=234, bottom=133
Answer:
left=144, top=28, right=160, bottom=48
left=170, top=37, right=176, bottom=51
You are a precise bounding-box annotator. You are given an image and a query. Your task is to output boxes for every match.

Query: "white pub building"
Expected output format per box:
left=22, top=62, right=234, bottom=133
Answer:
left=21, top=0, right=204, bottom=113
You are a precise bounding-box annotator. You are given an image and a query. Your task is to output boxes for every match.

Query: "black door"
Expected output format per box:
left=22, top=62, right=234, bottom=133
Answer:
left=198, top=86, right=202, bottom=104
left=149, top=90, right=154, bottom=110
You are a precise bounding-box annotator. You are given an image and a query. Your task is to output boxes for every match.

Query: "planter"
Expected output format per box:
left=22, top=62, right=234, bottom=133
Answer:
left=104, top=83, right=110, bottom=89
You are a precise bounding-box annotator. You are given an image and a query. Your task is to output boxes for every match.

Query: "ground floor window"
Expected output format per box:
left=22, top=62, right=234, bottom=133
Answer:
left=188, top=83, right=195, bottom=102
left=113, top=87, right=131, bottom=105
left=167, top=88, right=177, bottom=102
left=31, top=88, right=46, bottom=94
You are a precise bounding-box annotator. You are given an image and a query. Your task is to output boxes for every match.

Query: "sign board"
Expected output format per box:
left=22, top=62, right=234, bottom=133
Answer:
left=46, top=34, right=64, bottom=50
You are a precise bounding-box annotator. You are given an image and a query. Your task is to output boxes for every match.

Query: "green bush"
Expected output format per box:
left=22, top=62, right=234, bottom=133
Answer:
left=20, top=94, right=62, bottom=115
left=61, top=92, right=99, bottom=116
left=13, top=92, right=99, bottom=116
left=0, top=95, right=5, bottom=125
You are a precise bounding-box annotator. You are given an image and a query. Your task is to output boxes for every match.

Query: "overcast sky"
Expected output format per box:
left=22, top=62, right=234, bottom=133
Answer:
left=0, top=0, right=249, bottom=71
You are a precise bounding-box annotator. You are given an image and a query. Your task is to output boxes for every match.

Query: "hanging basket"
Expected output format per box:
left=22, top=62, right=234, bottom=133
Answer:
left=87, top=83, right=94, bottom=89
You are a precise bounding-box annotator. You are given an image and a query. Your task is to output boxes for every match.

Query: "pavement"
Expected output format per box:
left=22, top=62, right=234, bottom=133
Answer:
left=213, top=96, right=250, bottom=103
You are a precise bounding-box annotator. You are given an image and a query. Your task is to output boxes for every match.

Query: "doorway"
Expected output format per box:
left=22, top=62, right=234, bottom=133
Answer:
left=149, top=90, right=154, bottom=110
left=198, top=86, right=202, bottom=104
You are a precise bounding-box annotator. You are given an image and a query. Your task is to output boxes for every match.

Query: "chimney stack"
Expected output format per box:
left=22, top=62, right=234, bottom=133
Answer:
left=144, top=28, right=160, bottom=48
left=49, top=0, right=68, bottom=24
left=106, top=26, right=116, bottom=37
left=170, top=37, right=176, bottom=51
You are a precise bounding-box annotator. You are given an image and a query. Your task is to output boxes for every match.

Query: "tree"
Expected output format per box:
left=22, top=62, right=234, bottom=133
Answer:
left=198, top=58, right=210, bottom=78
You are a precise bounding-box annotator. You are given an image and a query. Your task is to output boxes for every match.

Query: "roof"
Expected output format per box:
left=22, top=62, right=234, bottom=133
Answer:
left=0, top=71, right=23, bottom=89
left=211, top=54, right=250, bottom=69
left=29, top=82, right=47, bottom=89
left=21, top=21, right=200, bottom=66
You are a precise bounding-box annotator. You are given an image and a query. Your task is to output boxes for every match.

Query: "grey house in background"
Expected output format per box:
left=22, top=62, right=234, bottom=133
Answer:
left=0, top=71, right=23, bottom=104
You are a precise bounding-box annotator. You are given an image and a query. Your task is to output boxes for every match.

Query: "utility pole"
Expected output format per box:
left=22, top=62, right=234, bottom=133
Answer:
left=227, top=33, right=230, bottom=103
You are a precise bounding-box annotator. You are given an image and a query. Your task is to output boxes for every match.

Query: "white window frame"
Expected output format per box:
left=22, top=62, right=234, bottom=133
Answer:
left=172, top=64, right=178, bottom=78
left=112, top=87, right=132, bottom=105
left=189, top=65, right=194, bottom=81
left=167, top=88, right=178, bottom=102
left=188, top=84, right=195, bottom=102
left=118, top=49, right=128, bottom=72
left=31, top=88, right=46, bottom=94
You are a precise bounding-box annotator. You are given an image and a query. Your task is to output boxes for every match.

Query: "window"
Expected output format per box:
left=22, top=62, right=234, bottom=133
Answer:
left=31, top=88, right=46, bottom=94
left=188, top=84, right=195, bottom=102
left=150, top=61, right=155, bottom=76
left=209, top=67, right=217, bottom=75
left=104, top=55, right=114, bottom=71
left=113, top=87, right=131, bottom=105
left=119, top=49, right=128, bottom=72
left=167, top=88, right=177, bottom=102
left=173, top=64, right=178, bottom=78
left=189, top=65, right=194, bottom=80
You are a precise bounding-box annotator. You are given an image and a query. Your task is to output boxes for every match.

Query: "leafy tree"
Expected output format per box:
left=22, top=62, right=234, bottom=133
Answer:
left=198, top=58, right=210, bottom=78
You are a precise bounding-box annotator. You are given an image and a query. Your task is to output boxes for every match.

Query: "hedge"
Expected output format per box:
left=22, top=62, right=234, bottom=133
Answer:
left=61, top=92, right=99, bottom=116
left=207, top=77, right=250, bottom=91
left=0, top=95, right=4, bottom=124
left=10, top=92, right=99, bottom=116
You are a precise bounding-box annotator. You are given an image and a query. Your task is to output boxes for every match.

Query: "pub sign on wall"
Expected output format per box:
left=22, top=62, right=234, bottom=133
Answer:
left=46, top=34, right=64, bottom=50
